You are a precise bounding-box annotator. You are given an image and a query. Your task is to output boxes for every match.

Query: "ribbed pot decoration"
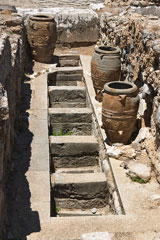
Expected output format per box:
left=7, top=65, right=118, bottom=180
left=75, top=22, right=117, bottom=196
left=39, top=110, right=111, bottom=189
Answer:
left=27, top=14, right=57, bottom=63
left=102, top=81, right=139, bottom=145
left=91, top=45, right=121, bottom=102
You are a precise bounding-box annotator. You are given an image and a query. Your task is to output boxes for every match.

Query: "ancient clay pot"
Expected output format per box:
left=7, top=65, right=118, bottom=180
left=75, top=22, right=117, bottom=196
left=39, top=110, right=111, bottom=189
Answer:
left=91, top=46, right=121, bottom=102
left=27, top=14, right=57, bottom=63
left=102, top=81, right=139, bottom=145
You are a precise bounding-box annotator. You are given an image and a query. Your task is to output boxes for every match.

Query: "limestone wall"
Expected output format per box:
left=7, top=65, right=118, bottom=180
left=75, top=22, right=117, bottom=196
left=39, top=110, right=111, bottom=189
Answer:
left=1, top=0, right=105, bottom=8
left=99, top=8, right=160, bottom=182
left=17, top=8, right=100, bottom=47
left=0, top=14, right=26, bottom=238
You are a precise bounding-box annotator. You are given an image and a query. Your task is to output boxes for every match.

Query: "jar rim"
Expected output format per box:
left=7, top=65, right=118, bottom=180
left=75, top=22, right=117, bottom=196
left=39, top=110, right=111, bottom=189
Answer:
left=104, top=81, right=138, bottom=95
left=29, top=14, right=54, bottom=22
left=95, top=45, right=120, bottom=54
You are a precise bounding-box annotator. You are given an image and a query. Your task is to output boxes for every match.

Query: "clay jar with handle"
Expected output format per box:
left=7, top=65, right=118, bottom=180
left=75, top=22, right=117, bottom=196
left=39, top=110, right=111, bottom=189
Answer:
left=27, top=14, right=57, bottom=63
left=102, top=81, right=139, bottom=145
left=91, top=45, right=121, bottom=102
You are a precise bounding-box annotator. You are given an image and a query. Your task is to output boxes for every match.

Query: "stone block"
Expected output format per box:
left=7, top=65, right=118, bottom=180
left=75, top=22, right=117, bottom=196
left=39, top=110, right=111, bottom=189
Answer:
left=48, top=67, right=83, bottom=86
left=26, top=171, right=50, bottom=202
left=49, top=107, right=92, bottom=135
left=49, top=86, right=86, bottom=108
left=51, top=173, right=108, bottom=208
left=57, top=54, right=81, bottom=67
left=51, top=123, right=92, bottom=135
left=50, top=135, right=99, bottom=156
left=81, top=232, right=111, bottom=240
left=50, top=135, right=99, bottom=168
left=49, top=108, right=92, bottom=123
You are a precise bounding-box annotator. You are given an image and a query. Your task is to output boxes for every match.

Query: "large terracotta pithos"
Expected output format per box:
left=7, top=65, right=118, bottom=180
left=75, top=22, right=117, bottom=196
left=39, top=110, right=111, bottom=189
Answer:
left=102, top=81, right=139, bottom=145
left=27, top=14, right=57, bottom=63
left=91, top=46, right=121, bottom=102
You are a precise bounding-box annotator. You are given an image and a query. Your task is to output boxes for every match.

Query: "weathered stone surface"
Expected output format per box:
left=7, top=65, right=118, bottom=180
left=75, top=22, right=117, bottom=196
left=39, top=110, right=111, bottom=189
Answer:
left=51, top=172, right=108, bottom=208
left=58, top=54, right=80, bottom=67
left=50, top=135, right=99, bottom=156
left=49, top=108, right=92, bottom=123
left=49, top=108, right=92, bottom=135
left=48, top=68, right=83, bottom=86
left=50, top=135, right=99, bottom=168
left=49, top=86, right=86, bottom=108
left=107, top=145, right=136, bottom=161
left=127, top=162, right=151, bottom=182
left=18, top=8, right=100, bottom=46
left=133, top=128, right=152, bottom=144
left=81, top=232, right=111, bottom=240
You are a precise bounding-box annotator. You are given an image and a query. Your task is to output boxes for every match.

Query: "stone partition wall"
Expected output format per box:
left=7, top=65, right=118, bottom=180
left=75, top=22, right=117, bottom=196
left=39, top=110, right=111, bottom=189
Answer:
left=0, top=13, right=26, bottom=238
left=17, top=8, right=100, bottom=47
left=1, top=0, right=105, bottom=8
left=99, top=8, right=160, bottom=182
left=104, top=0, right=160, bottom=7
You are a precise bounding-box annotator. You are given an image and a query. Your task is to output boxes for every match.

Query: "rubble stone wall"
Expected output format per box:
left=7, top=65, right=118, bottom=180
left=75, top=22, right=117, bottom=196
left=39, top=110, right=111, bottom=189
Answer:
left=0, top=14, right=26, bottom=239
left=105, top=0, right=160, bottom=7
left=99, top=8, right=160, bottom=182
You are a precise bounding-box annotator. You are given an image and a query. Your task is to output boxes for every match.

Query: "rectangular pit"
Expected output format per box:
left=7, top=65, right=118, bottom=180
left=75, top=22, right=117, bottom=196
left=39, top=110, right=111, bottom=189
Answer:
left=48, top=67, right=83, bottom=86
left=49, top=135, right=99, bottom=169
left=49, top=107, right=92, bottom=135
left=57, top=54, right=81, bottom=67
left=49, top=86, right=87, bottom=108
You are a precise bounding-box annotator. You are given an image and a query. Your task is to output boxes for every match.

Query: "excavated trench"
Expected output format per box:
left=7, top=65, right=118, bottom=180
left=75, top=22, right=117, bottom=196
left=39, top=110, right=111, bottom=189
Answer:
left=48, top=54, right=117, bottom=217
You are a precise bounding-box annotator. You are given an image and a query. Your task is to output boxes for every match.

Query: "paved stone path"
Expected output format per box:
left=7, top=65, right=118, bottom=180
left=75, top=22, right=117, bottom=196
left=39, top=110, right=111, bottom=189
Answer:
left=7, top=71, right=50, bottom=239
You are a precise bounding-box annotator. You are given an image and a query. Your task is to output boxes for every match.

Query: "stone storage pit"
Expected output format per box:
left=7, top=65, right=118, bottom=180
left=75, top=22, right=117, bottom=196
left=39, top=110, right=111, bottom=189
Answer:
left=48, top=54, right=119, bottom=217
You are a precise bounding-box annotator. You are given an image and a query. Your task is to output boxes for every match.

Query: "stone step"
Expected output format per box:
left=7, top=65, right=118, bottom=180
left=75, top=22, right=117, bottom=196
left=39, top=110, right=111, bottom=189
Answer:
left=49, top=107, right=92, bottom=135
left=49, top=86, right=86, bottom=108
left=57, top=54, right=81, bottom=67
left=57, top=205, right=110, bottom=217
left=49, top=135, right=99, bottom=168
left=48, top=66, right=83, bottom=86
left=56, top=166, right=100, bottom=174
left=51, top=172, right=108, bottom=209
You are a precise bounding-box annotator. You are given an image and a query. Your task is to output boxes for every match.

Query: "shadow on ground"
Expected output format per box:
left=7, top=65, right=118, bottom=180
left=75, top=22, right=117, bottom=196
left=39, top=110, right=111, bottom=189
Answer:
left=6, top=75, right=41, bottom=239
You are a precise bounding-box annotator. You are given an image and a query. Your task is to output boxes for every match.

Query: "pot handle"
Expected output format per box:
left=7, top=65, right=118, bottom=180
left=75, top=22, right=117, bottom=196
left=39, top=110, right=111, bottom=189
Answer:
left=100, top=55, right=105, bottom=60
left=119, top=95, right=126, bottom=105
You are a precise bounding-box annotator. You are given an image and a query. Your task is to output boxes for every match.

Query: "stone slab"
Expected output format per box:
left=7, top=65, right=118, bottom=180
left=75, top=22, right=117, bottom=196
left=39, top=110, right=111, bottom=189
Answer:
left=24, top=143, right=49, bottom=171
left=52, top=155, right=99, bottom=168
left=48, top=86, right=86, bottom=102
left=51, top=172, right=108, bottom=208
left=54, top=197, right=108, bottom=209
left=26, top=171, right=50, bottom=202
left=33, top=73, right=48, bottom=93
left=50, top=102, right=86, bottom=108
left=58, top=209, right=102, bottom=217
left=26, top=214, right=160, bottom=240
left=28, top=119, right=48, bottom=144
left=49, top=108, right=92, bottom=123
left=56, top=166, right=99, bottom=174
left=30, top=92, right=48, bottom=110
left=49, top=135, right=99, bottom=156
left=58, top=54, right=80, bottom=67
left=81, top=232, right=111, bottom=240
left=30, top=201, right=50, bottom=223
left=51, top=123, right=92, bottom=136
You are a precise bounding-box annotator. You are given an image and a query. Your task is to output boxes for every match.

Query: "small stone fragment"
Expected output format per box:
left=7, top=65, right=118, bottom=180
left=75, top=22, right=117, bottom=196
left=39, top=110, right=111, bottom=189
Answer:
left=91, top=208, right=97, bottom=214
left=127, top=162, right=151, bottom=183
left=81, top=232, right=112, bottom=240
left=133, top=128, right=151, bottom=144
